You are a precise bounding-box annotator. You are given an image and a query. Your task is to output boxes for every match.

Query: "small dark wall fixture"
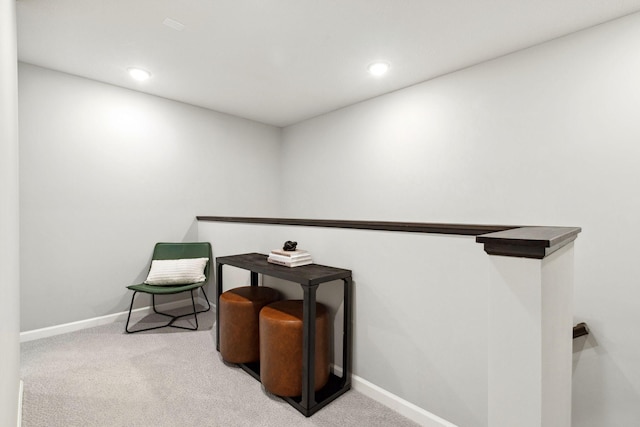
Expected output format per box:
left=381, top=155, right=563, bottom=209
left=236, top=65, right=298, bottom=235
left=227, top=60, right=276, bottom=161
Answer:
left=573, top=322, right=589, bottom=339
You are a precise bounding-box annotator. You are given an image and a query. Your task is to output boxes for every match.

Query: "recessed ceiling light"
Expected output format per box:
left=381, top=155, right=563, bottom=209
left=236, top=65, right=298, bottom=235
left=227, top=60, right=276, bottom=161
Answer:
left=368, top=62, right=390, bottom=77
left=128, top=68, right=151, bottom=81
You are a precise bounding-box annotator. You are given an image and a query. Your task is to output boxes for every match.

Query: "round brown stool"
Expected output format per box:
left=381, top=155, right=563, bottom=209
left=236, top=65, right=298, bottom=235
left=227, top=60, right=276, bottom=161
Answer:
left=259, top=300, right=330, bottom=397
left=219, top=286, right=280, bottom=364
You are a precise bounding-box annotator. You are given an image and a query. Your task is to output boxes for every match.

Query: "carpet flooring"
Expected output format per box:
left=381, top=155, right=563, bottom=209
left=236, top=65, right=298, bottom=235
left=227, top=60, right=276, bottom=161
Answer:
left=20, top=307, right=420, bottom=427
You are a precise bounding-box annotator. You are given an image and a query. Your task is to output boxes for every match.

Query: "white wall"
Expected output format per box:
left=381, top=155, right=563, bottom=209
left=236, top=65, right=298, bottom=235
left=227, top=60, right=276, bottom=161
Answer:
left=0, top=1, right=21, bottom=425
left=280, top=12, right=640, bottom=427
left=18, top=63, right=282, bottom=331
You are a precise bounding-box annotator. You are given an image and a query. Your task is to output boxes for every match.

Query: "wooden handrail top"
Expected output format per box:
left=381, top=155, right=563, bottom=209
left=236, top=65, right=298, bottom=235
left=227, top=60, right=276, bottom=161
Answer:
left=196, top=216, right=581, bottom=259
left=196, top=215, right=517, bottom=236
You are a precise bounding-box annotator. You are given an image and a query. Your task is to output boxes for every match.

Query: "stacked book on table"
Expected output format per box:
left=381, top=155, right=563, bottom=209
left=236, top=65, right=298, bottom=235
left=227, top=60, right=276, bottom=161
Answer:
left=267, top=249, right=313, bottom=267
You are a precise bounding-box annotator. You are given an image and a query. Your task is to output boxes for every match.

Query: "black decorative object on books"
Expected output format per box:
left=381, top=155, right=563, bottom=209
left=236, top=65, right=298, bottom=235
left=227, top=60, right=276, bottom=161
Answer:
left=283, top=240, right=298, bottom=251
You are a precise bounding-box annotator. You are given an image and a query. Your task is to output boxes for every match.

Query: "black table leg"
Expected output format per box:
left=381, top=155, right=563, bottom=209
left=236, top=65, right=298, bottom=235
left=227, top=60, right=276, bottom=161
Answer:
left=342, top=277, right=352, bottom=388
left=301, top=284, right=319, bottom=411
left=216, top=262, right=223, bottom=351
left=251, top=271, right=258, bottom=287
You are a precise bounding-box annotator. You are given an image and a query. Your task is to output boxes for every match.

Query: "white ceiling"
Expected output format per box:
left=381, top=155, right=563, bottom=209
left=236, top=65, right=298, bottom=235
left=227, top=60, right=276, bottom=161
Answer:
left=16, top=0, right=640, bottom=127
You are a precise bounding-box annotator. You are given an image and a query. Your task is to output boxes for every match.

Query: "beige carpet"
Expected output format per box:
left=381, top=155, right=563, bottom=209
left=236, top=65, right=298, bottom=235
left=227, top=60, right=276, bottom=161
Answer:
left=20, top=306, right=420, bottom=427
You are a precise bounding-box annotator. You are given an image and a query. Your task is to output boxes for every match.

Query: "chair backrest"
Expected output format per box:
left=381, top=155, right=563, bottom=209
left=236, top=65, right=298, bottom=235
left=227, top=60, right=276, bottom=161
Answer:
left=151, top=242, right=212, bottom=283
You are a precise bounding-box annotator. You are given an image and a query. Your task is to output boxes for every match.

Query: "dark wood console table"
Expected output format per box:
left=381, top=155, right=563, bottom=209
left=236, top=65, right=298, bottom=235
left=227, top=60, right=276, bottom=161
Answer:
left=215, top=252, right=353, bottom=417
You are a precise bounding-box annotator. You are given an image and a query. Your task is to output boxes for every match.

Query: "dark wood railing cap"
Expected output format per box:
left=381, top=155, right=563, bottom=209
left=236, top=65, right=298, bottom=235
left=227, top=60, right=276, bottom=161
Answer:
left=196, top=216, right=515, bottom=236
left=476, top=226, right=582, bottom=259
left=196, top=216, right=581, bottom=259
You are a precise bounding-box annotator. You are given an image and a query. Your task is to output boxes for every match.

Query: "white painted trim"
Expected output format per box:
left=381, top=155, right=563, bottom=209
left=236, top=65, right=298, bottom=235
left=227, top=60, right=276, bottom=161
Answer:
left=17, top=380, right=23, bottom=427
left=20, top=297, right=212, bottom=343
left=352, top=375, right=457, bottom=427
left=331, top=365, right=457, bottom=427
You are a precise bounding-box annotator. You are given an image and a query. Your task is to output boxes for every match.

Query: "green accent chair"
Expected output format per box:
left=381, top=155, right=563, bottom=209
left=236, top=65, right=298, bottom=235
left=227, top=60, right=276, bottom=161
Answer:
left=125, top=242, right=212, bottom=333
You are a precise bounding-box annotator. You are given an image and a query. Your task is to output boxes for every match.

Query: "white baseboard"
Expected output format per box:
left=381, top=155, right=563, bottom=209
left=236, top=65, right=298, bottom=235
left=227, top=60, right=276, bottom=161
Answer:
left=20, top=297, right=212, bottom=343
left=352, top=375, right=458, bottom=427
left=17, top=380, right=23, bottom=427
left=331, top=365, right=457, bottom=427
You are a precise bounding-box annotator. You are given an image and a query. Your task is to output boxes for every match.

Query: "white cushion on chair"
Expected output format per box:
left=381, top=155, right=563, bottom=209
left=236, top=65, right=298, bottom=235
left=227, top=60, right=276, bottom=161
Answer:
left=144, top=258, right=208, bottom=285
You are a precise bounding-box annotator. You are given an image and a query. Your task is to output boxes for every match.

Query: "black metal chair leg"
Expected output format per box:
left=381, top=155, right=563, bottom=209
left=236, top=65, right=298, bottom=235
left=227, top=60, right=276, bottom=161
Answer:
left=171, top=289, right=205, bottom=330
left=125, top=291, right=138, bottom=333
left=200, top=287, right=211, bottom=312
left=190, top=289, right=199, bottom=330
left=126, top=287, right=211, bottom=333
left=126, top=291, right=180, bottom=334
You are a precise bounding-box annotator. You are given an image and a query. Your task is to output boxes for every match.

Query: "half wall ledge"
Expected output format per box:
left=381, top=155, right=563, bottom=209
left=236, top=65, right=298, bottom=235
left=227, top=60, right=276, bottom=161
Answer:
left=475, top=226, right=582, bottom=259
left=196, top=216, right=581, bottom=260
left=196, top=216, right=516, bottom=236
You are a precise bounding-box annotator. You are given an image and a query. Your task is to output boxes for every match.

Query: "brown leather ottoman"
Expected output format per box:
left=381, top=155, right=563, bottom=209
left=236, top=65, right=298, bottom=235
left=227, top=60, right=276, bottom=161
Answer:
left=219, top=286, right=280, bottom=364
left=259, top=300, right=330, bottom=397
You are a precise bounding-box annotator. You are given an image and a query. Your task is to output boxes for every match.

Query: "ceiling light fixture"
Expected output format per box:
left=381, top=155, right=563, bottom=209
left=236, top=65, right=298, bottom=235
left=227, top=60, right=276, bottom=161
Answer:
left=368, top=62, right=390, bottom=77
left=128, top=67, right=151, bottom=81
